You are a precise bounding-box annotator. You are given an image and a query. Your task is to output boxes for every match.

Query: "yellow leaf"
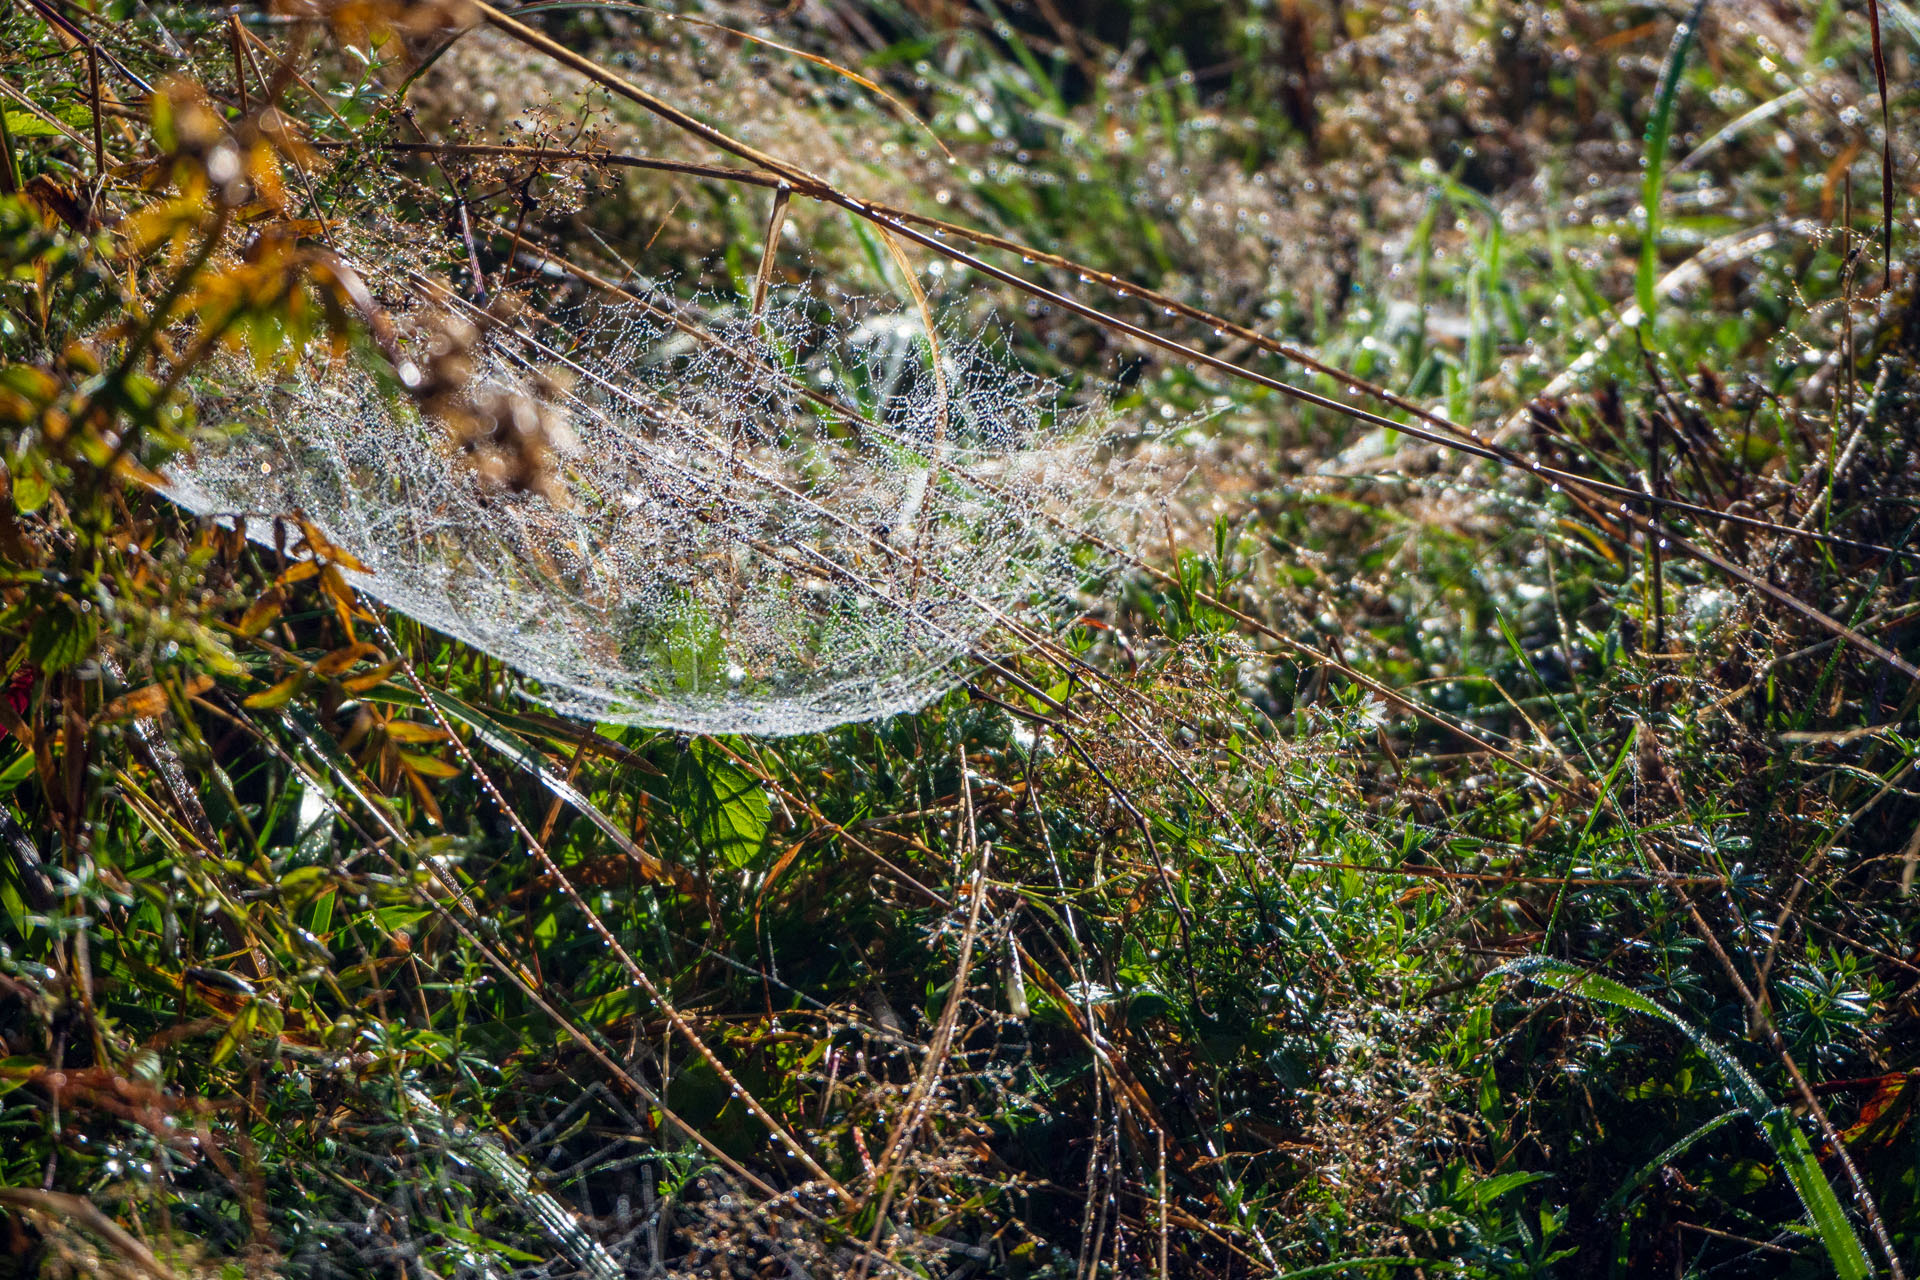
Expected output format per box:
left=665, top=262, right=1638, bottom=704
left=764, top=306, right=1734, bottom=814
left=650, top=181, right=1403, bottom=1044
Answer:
left=383, top=720, right=450, bottom=745
left=1558, top=519, right=1621, bottom=566
left=297, top=521, right=369, bottom=573
left=401, top=764, right=445, bottom=827
left=398, top=750, right=460, bottom=779
left=112, top=454, right=169, bottom=490
left=318, top=562, right=355, bottom=603
left=237, top=593, right=283, bottom=638
left=243, top=673, right=303, bottom=710
left=247, top=141, right=287, bottom=211
left=318, top=563, right=373, bottom=631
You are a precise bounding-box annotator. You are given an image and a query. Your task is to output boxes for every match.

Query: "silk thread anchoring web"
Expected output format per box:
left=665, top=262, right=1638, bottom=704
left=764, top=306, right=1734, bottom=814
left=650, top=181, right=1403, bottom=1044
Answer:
left=167, top=283, right=1152, bottom=735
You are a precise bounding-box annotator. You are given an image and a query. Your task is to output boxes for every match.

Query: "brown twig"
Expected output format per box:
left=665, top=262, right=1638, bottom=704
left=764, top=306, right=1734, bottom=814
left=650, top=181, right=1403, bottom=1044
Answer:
left=87, top=49, right=103, bottom=177
left=0, top=1187, right=172, bottom=1279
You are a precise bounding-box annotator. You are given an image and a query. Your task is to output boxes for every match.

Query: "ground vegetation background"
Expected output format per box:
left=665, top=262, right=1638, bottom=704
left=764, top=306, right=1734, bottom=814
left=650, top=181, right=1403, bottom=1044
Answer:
left=0, top=0, right=1918, bottom=1276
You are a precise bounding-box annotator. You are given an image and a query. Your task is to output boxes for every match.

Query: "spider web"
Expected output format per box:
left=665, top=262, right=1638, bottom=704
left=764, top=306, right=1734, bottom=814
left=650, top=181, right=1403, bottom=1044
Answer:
left=166, top=279, right=1156, bottom=736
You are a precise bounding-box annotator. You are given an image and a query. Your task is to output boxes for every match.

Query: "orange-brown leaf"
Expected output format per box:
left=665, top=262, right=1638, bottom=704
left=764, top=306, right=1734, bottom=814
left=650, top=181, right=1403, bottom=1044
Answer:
left=96, top=675, right=214, bottom=723
left=313, top=642, right=381, bottom=677
left=340, top=659, right=399, bottom=694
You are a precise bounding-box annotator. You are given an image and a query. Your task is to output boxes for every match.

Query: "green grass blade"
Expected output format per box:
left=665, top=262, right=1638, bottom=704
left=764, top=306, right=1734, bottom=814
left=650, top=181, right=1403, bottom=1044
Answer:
left=1638, top=0, right=1707, bottom=323
left=1506, top=958, right=1872, bottom=1279
left=1602, top=1109, right=1740, bottom=1214
left=1269, top=1259, right=1438, bottom=1279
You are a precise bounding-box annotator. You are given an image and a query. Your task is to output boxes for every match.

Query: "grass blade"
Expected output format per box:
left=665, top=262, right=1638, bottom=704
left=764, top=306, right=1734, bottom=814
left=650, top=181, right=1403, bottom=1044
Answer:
left=1601, top=1109, right=1740, bottom=1214
left=1866, top=0, right=1895, bottom=290
left=1638, top=0, right=1707, bottom=323
left=1506, top=958, right=1872, bottom=1279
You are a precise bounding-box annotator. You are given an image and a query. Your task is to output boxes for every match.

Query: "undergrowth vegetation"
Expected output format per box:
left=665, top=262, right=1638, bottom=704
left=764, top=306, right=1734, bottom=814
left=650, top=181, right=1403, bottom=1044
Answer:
left=1, top=1, right=1918, bottom=1276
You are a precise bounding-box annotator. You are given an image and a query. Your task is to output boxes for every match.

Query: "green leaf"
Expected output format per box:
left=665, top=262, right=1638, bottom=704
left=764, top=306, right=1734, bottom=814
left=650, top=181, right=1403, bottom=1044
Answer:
left=11, top=467, right=48, bottom=513
left=1467, top=1170, right=1552, bottom=1209
left=305, top=886, right=334, bottom=938
left=0, top=880, right=25, bottom=943
left=678, top=739, right=770, bottom=869
left=576, top=984, right=642, bottom=1026
left=208, top=1002, right=259, bottom=1068
left=420, top=1218, right=545, bottom=1265
left=1637, top=0, right=1705, bottom=322
left=0, top=749, right=33, bottom=794
left=188, top=623, right=245, bottom=677
left=0, top=364, right=57, bottom=404
left=0, top=1054, right=41, bottom=1097
left=1505, top=958, right=1871, bottom=1280
left=2, top=113, right=64, bottom=139
left=26, top=603, right=96, bottom=671
left=1267, top=1261, right=1434, bottom=1279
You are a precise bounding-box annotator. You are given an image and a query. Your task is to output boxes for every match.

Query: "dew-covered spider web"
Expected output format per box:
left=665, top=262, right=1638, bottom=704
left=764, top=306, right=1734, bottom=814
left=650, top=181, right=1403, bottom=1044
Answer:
left=166, top=278, right=1157, bottom=735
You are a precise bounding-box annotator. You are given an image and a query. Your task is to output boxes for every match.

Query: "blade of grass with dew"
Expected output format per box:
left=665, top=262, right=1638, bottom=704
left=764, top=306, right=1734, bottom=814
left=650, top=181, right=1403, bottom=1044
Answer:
left=1601, top=1109, right=1741, bottom=1215
left=1504, top=957, right=1872, bottom=1279
left=1639, top=0, right=1708, bottom=325
left=402, top=1086, right=626, bottom=1280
